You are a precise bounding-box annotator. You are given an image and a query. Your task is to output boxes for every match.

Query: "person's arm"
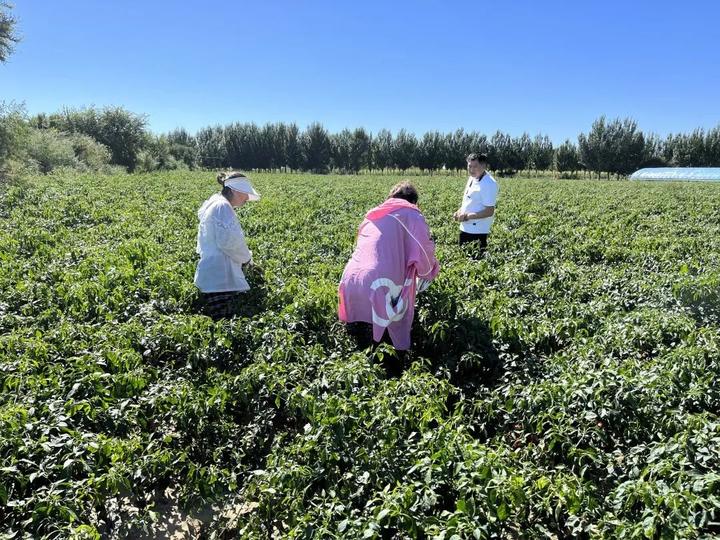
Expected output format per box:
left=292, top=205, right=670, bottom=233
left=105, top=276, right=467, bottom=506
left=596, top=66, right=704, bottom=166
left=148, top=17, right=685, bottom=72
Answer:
left=456, top=182, right=498, bottom=221
left=214, top=206, right=253, bottom=265
left=404, top=214, right=439, bottom=279
left=460, top=206, right=495, bottom=221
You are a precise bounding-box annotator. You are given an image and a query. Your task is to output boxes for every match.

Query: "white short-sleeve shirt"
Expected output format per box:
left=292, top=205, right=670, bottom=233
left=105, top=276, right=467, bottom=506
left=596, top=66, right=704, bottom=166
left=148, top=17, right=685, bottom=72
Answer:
left=459, top=172, right=498, bottom=234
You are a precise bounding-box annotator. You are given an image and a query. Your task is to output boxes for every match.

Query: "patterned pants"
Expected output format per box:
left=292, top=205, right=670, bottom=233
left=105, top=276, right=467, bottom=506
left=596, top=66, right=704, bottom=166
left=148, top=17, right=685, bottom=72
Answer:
left=202, top=291, right=240, bottom=319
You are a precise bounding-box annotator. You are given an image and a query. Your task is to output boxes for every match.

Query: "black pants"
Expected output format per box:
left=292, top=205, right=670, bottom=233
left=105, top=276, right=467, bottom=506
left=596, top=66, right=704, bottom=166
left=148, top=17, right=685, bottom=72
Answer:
left=459, top=231, right=488, bottom=257
left=346, top=322, right=406, bottom=377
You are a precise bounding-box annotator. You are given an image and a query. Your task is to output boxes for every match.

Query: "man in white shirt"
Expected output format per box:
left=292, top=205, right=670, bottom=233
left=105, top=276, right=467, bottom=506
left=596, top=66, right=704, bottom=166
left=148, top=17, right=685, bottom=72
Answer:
left=453, top=153, right=498, bottom=256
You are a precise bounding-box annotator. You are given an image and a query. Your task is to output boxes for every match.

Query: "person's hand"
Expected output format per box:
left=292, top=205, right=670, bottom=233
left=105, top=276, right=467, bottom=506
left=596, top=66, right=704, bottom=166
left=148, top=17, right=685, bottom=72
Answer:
left=416, top=277, right=431, bottom=293
left=243, top=251, right=254, bottom=268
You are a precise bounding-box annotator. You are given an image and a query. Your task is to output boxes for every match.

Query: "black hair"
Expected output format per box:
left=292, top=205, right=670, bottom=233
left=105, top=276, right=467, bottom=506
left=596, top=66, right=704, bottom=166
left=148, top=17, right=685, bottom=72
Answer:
left=466, top=153, right=488, bottom=164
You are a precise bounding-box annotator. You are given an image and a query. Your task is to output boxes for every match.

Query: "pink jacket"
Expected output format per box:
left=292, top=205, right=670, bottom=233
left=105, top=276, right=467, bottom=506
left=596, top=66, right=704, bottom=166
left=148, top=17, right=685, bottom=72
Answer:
left=338, top=198, right=440, bottom=350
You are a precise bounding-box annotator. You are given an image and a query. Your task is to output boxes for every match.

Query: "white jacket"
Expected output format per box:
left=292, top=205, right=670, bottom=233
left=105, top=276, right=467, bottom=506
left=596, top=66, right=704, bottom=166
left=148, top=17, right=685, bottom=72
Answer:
left=194, top=194, right=252, bottom=293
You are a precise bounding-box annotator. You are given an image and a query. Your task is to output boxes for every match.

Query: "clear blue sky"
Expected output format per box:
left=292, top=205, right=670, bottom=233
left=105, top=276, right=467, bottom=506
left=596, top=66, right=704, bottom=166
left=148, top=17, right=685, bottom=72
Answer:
left=2, top=0, right=719, bottom=142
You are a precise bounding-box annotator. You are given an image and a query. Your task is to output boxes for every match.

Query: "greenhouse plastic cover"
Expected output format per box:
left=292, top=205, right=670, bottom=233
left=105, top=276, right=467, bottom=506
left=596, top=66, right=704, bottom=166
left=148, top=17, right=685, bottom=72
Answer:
left=630, top=168, right=720, bottom=182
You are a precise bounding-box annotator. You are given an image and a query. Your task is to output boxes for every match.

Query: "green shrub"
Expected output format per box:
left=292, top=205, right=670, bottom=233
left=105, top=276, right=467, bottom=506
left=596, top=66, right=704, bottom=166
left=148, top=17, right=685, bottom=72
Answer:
left=33, top=106, right=148, bottom=171
left=70, top=133, right=111, bottom=171
left=135, top=136, right=190, bottom=173
left=0, top=102, right=29, bottom=170
left=24, top=129, right=112, bottom=174
left=26, top=128, right=78, bottom=173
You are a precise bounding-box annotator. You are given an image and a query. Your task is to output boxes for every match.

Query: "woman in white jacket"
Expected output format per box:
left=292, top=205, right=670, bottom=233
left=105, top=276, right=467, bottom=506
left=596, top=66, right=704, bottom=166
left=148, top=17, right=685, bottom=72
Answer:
left=194, top=171, right=260, bottom=319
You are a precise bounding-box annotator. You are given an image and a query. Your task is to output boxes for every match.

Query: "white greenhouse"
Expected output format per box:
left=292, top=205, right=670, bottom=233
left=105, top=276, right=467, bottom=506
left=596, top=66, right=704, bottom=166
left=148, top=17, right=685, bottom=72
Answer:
left=629, top=168, right=720, bottom=182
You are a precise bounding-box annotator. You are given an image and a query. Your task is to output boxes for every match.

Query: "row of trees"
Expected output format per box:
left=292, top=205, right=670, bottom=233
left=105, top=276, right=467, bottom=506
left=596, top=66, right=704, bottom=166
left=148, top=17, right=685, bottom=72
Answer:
left=171, top=117, right=720, bottom=176
left=3, top=104, right=720, bottom=177
left=579, top=117, right=720, bottom=176
left=192, top=123, right=559, bottom=174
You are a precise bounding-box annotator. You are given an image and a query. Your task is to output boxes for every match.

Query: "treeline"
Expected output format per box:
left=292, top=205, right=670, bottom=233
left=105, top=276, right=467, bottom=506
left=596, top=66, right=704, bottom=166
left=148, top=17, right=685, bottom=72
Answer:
left=192, top=117, right=720, bottom=177
left=2, top=103, right=720, bottom=179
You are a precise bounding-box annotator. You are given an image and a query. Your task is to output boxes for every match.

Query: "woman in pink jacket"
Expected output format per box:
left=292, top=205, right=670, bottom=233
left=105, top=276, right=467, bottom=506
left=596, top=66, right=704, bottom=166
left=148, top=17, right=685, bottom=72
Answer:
left=338, top=182, right=440, bottom=354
